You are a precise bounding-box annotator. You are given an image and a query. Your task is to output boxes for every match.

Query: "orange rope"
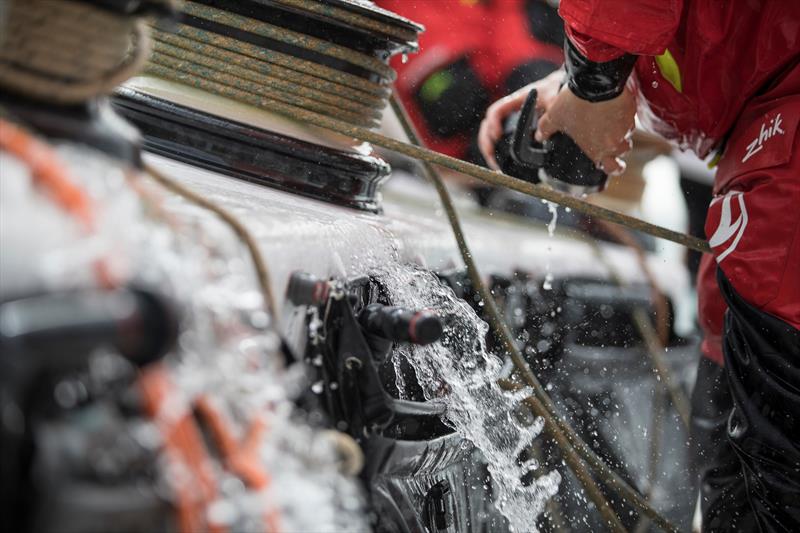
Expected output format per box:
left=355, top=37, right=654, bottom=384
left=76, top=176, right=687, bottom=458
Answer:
left=0, top=118, right=117, bottom=288
left=0, top=119, right=94, bottom=228
left=139, top=366, right=226, bottom=533
left=194, top=396, right=282, bottom=532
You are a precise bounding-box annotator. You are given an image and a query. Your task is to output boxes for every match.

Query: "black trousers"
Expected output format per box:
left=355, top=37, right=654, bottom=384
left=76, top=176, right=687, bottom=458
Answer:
left=718, top=271, right=800, bottom=532
left=691, top=273, right=800, bottom=532
left=690, top=356, right=757, bottom=531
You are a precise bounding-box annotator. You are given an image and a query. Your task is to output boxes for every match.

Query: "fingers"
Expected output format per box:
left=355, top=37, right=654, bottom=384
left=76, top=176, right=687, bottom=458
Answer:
left=534, top=111, right=555, bottom=142
left=478, top=90, right=529, bottom=170
left=599, top=155, right=627, bottom=176
left=616, top=136, right=633, bottom=158
left=478, top=118, right=501, bottom=170
left=597, top=137, right=632, bottom=176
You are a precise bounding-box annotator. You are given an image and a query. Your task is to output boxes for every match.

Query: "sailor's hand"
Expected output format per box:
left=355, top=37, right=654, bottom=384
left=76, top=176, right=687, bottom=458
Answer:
left=478, top=69, right=564, bottom=170
left=536, top=84, right=636, bottom=176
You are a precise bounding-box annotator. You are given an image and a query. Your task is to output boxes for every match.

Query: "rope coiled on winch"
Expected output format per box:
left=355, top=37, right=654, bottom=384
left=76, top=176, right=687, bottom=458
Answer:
left=269, top=0, right=420, bottom=43
left=0, top=0, right=153, bottom=104
left=146, top=0, right=396, bottom=128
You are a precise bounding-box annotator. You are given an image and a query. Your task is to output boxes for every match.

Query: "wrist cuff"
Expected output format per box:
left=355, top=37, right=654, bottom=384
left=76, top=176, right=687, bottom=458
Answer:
left=565, top=37, right=637, bottom=102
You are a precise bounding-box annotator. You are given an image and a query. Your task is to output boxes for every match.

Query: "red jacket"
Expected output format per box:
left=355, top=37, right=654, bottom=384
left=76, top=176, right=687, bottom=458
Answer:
left=560, top=0, right=800, bottom=157
left=561, top=1, right=800, bottom=366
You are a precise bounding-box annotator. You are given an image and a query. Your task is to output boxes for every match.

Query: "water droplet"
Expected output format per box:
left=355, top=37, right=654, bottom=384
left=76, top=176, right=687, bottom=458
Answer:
left=651, top=80, right=659, bottom=88
left=311, top=380, right=324, bottom=394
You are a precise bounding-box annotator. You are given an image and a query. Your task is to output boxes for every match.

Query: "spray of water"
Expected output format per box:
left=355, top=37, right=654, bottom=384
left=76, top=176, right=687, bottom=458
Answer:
left=376, top=265, right=561, bottom=532
left=135, top=177, right=368, bottom=532
left=542, top=200, right=559, bottom=291
left=1, top=144, right=368, bottom=532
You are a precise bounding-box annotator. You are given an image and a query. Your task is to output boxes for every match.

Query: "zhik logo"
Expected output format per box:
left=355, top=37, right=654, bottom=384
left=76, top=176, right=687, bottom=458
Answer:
left=742, top=113, right=784, bottom=163
left=709, top=191, right=748, bottom=263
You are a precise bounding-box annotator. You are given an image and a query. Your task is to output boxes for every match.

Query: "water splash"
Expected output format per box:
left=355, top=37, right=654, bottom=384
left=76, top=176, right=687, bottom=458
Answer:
left=138, top=180, right=368, bottom=532
left=542, top=272, right=554, bottom=292
left=1, top=143, right=368, bottom=532
left=544, top=200, right=559, bottom=238
left=542, top=200, right=559, bottom=291
left=376, top=266, right=561, bottom=532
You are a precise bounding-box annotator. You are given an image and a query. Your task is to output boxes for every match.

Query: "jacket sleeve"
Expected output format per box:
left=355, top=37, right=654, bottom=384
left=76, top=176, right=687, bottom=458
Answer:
left=559, top=0, right=683, bottom=61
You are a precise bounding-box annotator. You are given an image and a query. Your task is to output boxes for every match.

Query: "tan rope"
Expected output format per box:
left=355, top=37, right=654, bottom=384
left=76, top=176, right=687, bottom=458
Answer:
left=156, top=24, right=389, bottom=97
left=147, top=52, right=380, bottom=126
left=146, top=17, right=395, bottom=128
left=151, top=33, right=385, bottom=106
left=149, top=46, right=710, bottom=250
left=144, top=163, right=280, bottom=323
left=0, top=0, right=152, bottom=104
left=144, top=61, right=380, bottom=128
left=182, top=1, right=395, bottom=80
left=386, top=93, right=625, bottom=531
left=586, top=226, right=692, bottom=428
left=298, top=101, right=710, bottom=252
left=150, top=44, right=380, bottom=115
left=270, top=0, right=420, bottom=42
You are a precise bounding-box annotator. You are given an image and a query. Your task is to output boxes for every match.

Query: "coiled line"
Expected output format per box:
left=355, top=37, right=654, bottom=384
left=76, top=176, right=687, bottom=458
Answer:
left=146, top=0, right=402, bottom=128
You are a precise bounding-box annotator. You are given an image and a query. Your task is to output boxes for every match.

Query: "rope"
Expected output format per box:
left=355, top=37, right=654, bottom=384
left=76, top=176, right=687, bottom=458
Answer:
left=632, top=307, right=692, bottom=427
left=269, top=0, right=420, bottom=43
left=194, top=396, right=283, bottom=532
left=146, top=13, right=396, bottom=128
left=589, top=223, right=692, bottom=428
left=155, top=24, right=389, bottom=97
left=144, top=163, right=281, bottom=323
left=270, top=96, right=711, bottom=253
left=148, top=52, right=381, bottom=127
left=151, top=41, right=376, bottom=114
left=181, top=1, right=395, bottom=80
left=0, top=118, right=118, bottom=288
left=139, top=365, right=226, bottom=533
left=0, top=0, right=153, bottom=104
left=151, top=36, right=385, bottom=106
left=144, top=24, right=709, bottom=251
left=390, top=96, right=678, bottom=533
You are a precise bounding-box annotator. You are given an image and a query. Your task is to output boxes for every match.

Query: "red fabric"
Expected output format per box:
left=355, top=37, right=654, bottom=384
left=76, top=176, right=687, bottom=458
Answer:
left=564, top=26, right=628, bottom=63
left=697, top=62, right=800, bottom=365
left=559, top=0, right=800, bottom=157
left=697, top=253, right=725, bottom=365
left=378, top=0, right=562, bottom=158
left=560, top=1, right=682, bottom=59
left=560, top=0, right=800, bottom=365
left=475, top=0, right=563, bottom=89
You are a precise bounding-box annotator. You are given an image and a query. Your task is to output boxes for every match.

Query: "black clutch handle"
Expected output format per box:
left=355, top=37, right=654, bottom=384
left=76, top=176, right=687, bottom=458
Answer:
left=495, top=88, right=609, bottom=195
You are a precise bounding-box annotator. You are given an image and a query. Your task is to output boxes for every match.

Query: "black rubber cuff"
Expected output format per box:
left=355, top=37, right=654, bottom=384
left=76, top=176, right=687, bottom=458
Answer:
left=565, top=37, right=637, bottom=102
